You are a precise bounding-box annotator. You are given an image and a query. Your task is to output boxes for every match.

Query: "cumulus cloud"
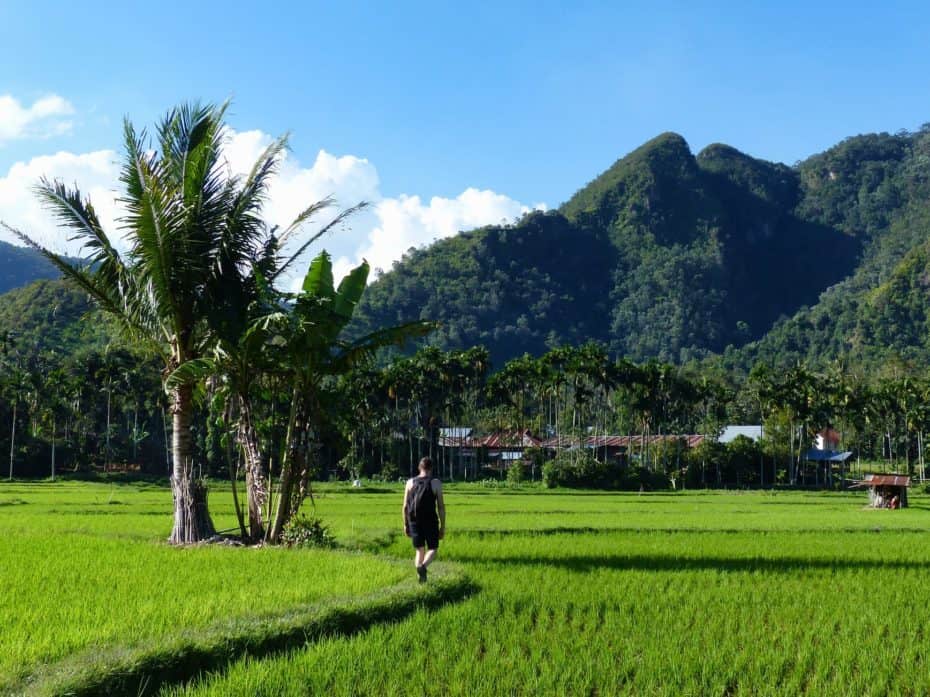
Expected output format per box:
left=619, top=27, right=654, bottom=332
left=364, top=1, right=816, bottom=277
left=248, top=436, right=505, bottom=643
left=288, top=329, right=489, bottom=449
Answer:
left=0, top=94, right=75, bottom=144
left=0, top=126, right=542, bottom=286
left=336, top=188, right=538, bottom=282
left=0, top=149, right=120, bottom=253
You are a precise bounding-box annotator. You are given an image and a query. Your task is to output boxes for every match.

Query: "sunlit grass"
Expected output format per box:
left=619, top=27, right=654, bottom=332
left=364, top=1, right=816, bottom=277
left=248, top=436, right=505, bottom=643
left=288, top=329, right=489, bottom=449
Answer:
left=166, top=485, right=930, bottom=696
left=0, top=481, right=407, bottom=689
left=8, top=480, right=930, bottom=694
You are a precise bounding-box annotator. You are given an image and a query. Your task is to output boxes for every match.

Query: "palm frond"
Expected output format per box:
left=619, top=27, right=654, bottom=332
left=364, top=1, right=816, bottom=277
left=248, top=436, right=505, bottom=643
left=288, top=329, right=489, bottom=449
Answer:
left=277, top=197, right=335, bottom=246
left=120, top=117, right=191, bottom=336
left=272, top=201, right=369, bottom=283
left=218, top=134, right=289, bottom=279
left=165, top=357, right=217, bottom=391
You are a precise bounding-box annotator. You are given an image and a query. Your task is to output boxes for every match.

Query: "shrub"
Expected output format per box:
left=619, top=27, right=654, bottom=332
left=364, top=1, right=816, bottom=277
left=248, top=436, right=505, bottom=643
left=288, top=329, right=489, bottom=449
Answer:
left=616, top=466, right=672, bottom=491
left=280, top=515, right=337, bottom=549
left=373, top=462, right=401, bottom=482
left=506, top=461, right=526, bottom=485
left=542, top=460, right=560, bottom=489
left=542, top=451, right=615, bottom=489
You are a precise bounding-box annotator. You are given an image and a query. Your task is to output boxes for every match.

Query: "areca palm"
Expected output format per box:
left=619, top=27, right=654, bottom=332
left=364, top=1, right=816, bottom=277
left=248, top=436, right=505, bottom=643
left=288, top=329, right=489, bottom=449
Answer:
left=2, top=102, right=289, bottom=543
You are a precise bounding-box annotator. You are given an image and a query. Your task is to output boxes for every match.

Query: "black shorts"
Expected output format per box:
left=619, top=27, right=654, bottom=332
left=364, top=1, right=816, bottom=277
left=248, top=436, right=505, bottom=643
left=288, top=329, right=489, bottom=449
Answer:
left=409, top=522, right=439, bottom=550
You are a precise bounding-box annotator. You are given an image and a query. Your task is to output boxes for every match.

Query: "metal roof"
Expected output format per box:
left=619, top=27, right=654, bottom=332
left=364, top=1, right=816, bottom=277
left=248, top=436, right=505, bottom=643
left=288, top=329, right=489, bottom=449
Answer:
left=719, top=425, right=763, bottom=443
left=544, top=434, right=705, bottom=449
left=861, top=475, right=911, bottom=487
left=804, top=449, right=853, bottom=462
left=440, top=427, right=472, bottom=438
left=476, top=430, right=542, bottom=448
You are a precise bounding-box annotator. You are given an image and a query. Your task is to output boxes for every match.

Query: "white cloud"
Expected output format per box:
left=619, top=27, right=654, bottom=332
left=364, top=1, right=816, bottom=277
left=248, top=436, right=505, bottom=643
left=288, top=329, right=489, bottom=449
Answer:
left=342, top=188, right=539, bottom=281
left=0, top=127, right=542, bottom=286
left=0, top=149, right=120, bottom=254
left=0, top=94, right=75, bottom=144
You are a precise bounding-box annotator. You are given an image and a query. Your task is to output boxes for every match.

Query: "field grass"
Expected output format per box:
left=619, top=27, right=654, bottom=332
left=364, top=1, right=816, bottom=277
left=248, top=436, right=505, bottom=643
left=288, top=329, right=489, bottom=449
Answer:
left=0, top=481, right=411, bottom=692
left=163, top=484, right=930, bottom=696
left=7, top=480, right=930, bottom=695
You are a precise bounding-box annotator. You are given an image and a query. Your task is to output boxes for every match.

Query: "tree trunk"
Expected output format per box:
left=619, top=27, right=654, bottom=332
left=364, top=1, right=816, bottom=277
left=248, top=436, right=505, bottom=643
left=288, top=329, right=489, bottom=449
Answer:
left=168, top=383, right=215, bottom=545
left=226, top=431, right=248, bottom=539
left=237, top=395, right=266, bottom=542
left=9, top=401, right=16, bottom=481
left=268, top=387, right=302, bottom=543
left=162, top=407, right=171, bottom=474
left=105, top=383, right=112, bottom=472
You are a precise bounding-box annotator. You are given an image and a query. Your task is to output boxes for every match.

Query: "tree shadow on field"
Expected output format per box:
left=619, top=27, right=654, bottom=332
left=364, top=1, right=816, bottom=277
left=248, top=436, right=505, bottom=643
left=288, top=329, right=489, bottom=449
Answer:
left=458, top=526, right=930, bottom=538
left=453, top=553, right=930, bottom=574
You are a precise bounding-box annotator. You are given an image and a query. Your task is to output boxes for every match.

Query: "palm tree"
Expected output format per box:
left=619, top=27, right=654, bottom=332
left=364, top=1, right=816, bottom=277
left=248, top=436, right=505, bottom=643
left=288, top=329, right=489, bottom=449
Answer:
left=2, top=102, right=286, bottom=543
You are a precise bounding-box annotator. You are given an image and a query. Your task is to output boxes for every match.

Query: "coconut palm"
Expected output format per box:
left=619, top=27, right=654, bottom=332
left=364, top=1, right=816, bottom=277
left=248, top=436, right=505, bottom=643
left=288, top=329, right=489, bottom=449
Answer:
left=2, top=102, right=295, bottom=543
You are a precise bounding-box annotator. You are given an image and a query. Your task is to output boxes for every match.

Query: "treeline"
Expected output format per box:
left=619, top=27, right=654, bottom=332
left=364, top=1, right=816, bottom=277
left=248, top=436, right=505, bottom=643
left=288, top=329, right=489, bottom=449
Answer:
left=4, top=317, right=930, bottom=493
left=0, top=338, right=165, bottom=479
left=338, top=344, right=930, bottom=488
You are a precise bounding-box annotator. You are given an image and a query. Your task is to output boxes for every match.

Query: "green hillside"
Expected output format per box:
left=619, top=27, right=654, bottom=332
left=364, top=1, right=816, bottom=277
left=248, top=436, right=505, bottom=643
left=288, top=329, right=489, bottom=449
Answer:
left=354, top=131, right=865, bottom=367
left=0, top=239, right=67, bottom=295
left=726, top=127, right=930, bottom=372
left=0, top=278, right=112, bottom=356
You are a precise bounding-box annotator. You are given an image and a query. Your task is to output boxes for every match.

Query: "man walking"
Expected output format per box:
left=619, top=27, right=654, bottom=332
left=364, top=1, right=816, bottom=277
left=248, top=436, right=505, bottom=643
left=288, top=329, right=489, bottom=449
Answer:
left=402, top=457, right=445, bottom=582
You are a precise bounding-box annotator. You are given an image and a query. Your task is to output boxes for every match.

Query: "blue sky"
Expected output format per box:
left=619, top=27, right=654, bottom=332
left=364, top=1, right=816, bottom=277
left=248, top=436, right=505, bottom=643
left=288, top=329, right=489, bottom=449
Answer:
left=1, top=1, right=929, bottom=278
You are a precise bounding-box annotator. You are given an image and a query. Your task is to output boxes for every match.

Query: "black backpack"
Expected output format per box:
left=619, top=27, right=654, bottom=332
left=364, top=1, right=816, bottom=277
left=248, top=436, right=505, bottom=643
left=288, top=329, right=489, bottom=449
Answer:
left=406, top=477, right=436, bottom=524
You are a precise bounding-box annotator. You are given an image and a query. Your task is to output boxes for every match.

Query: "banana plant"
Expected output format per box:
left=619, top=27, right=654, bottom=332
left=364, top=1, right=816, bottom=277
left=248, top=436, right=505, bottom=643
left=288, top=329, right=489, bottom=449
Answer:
left=265, top=250, right=434, bottom=542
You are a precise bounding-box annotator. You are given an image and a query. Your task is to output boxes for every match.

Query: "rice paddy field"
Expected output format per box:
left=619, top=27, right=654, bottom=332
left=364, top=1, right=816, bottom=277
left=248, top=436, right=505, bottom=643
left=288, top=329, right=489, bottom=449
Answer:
left=5, top=480, right=930, bottom=695
left=0, top=481, right=410, bottom=694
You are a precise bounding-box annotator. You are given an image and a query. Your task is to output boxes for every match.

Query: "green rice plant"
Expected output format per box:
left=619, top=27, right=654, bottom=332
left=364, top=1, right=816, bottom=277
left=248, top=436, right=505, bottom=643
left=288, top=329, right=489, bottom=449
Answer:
left=165, top=486, right=930, bottom=696
left=0, top=481, right=410, bottom=692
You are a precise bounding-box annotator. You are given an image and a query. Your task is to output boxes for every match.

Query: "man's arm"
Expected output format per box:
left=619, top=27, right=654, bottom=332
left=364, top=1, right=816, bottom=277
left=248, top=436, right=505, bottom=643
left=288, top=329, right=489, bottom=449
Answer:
left=434, top=479, right=446, bottom=539
left=402, top=481, right=411, bottom=536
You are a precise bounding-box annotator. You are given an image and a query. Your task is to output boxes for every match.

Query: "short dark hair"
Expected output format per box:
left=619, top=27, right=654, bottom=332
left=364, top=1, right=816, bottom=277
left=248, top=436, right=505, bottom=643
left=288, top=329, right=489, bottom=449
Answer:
left=418, top=456, right=433, bottom=471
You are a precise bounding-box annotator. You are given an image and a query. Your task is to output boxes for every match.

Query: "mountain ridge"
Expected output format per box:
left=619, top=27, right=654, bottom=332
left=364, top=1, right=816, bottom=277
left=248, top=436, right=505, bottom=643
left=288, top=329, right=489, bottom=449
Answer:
left=353, top=128, right=879, bottom=366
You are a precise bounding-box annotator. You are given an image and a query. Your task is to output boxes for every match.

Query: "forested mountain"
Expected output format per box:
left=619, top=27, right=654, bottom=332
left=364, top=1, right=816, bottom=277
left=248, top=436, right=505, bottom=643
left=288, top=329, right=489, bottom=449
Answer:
left=354, top=131, right=881, bottom=367
left=5, top=127, right=930, bottom=374
left=723, top=127, right=930, bottom=372
left=0, top=239, right=67, bottom=295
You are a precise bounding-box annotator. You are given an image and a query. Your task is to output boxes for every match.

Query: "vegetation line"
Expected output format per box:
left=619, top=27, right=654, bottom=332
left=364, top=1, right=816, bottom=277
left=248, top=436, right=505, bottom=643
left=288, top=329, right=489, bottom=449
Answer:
left=12, top=563, right=475, bottom=697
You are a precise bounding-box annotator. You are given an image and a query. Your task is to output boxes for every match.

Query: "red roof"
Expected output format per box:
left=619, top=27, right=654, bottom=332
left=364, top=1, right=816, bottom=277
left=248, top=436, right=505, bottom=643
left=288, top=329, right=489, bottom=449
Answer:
left=542, top=434, right=705, bottom=449
left=861, top=475, right=910, bottom=487
left=471, top=430, right=542, bottom=449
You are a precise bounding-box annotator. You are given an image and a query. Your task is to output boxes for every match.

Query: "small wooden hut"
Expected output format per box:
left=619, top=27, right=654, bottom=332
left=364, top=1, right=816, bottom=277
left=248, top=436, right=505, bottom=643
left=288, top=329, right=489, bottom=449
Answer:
left=854, top=474, right=910, bottom=508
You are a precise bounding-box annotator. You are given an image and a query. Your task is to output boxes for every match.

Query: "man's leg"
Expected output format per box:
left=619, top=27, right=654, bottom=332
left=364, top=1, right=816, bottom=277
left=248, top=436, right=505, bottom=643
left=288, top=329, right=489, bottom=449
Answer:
left=414, top=546, right=425, bottom=568
left=415, top=546, right=428, bottom=582
left=422, top=530, right=439, bottom=568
